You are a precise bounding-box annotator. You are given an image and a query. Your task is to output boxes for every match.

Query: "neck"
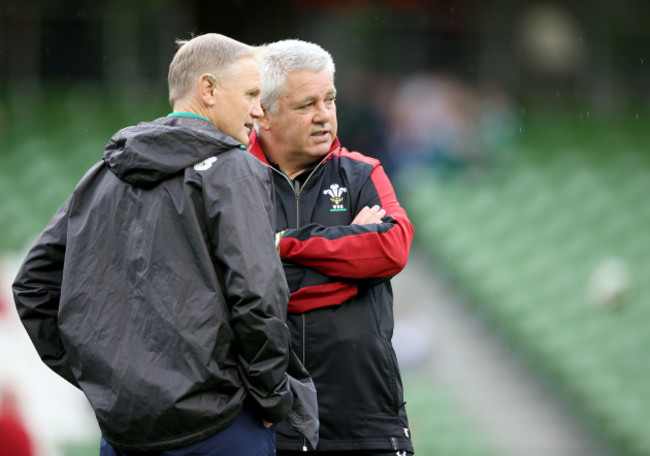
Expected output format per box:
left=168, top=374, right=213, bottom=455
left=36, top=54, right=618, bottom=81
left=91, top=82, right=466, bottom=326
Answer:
left=282, top=162, right=312, bottom=180
left=172, top=99, right=209, bottom=121
left=257, top=136, right=313, bottom=180
left=268, top=147, right=311, bottom=179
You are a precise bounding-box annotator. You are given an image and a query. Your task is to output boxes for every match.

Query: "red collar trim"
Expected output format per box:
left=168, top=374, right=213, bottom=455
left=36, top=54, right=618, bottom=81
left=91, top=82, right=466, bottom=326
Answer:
left=248, top=130, right=341, bottom=164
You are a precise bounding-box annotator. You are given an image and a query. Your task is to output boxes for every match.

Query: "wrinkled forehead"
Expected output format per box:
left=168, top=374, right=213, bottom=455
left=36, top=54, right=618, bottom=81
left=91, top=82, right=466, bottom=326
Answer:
left=284, top=69, right=336, bottom=97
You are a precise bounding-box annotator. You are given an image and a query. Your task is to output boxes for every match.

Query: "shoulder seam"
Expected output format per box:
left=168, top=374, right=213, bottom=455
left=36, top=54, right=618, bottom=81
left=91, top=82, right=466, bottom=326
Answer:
left=334, top=148, right=380, bottom=167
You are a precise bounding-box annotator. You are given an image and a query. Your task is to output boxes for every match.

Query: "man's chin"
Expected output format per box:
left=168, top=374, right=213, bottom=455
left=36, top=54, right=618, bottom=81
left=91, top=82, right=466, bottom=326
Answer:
left=307, top=148, right=330, bottom=161
left=236, top=132, right=250, bottom=146
left=308, top=139, right=333, bottom=156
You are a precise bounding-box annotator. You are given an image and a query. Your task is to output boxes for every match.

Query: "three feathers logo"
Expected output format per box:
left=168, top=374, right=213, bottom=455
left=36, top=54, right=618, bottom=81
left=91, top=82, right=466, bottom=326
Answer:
left=323, top=183, right=347, bottom=212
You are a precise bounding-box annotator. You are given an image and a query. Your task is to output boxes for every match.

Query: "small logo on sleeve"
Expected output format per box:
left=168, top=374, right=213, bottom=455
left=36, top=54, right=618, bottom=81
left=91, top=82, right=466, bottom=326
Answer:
left=193, top=156, right=218, bottom=171
left=323, top=183, right=347, bottom=212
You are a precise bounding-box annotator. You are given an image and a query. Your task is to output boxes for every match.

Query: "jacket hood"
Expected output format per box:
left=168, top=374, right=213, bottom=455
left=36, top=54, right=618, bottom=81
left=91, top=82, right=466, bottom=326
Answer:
left=104, top=116, right=242, bottom=188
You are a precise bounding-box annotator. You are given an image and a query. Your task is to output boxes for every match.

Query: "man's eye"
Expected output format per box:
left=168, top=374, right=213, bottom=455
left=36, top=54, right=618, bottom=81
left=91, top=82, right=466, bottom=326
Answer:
left=326, top=98, right=336, bottom=104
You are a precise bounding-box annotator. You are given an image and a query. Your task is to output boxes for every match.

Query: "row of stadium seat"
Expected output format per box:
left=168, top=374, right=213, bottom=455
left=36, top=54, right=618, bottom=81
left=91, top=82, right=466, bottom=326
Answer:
left=399, top=123, right=650, bottom=455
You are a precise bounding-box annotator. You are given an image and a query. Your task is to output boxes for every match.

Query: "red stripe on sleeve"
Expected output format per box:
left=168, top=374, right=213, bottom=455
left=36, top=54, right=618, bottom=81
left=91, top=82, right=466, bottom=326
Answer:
left=287, top=282, right=358, bottom=313
left=370, top=165, right=409, bottom=221
left=281, top=231, right=405, bottom=278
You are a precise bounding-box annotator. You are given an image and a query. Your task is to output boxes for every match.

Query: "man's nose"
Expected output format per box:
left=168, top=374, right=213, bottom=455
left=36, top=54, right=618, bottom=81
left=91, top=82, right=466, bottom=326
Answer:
left=251, top=101, right=263, bottom=118
left=313, top=101, right=331, bottom=123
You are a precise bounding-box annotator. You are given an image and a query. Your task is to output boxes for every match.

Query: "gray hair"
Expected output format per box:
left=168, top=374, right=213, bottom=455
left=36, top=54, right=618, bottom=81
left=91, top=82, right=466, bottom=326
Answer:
left=259, top=39, right=335, bottom=114
left=168, top=33, right=256, bottom=107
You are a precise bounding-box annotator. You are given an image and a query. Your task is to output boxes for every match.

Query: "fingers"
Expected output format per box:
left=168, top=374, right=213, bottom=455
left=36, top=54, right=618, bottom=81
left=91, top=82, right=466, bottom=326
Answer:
left=351, top=206, right=371, bottom=224
left=351, top=205, right=386, bottom=225
left=363, top=205, right=386, bottom=223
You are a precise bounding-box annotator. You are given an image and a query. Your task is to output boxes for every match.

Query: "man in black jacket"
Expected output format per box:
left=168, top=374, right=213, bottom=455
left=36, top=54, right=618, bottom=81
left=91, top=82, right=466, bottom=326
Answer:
left=249, top=39, right=415, bottom=455
left=12, top=33, right=317, bottom=456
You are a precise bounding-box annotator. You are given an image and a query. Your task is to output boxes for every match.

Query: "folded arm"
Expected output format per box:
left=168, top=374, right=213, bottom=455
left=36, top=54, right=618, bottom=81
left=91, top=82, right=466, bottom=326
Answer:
left=279, top=165, right=414, bottom=279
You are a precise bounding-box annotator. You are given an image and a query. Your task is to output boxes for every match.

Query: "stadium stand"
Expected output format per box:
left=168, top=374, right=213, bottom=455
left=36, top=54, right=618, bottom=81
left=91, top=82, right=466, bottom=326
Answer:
left=398, top=112, right=650, bottom=456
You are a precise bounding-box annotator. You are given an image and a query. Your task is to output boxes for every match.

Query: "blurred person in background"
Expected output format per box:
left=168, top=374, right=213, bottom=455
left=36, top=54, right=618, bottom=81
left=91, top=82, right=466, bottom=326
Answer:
left=12, top=33, right=317, bottom=456
left=335, top=67, right=391, bottom=176
left=0, top=385, right=33, bottom=456
left=387, top=72, right=478, bottom=177
left=249, top=39, right=415, bottom=455
left=387, top=72, right=516, bottom=181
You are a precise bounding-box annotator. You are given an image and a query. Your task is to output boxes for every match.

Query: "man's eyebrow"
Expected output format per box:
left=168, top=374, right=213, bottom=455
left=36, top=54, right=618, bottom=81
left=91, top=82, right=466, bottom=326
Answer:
left=292, top=95, right=316, bottom=107
left=295, top=90, right=337, bottom=105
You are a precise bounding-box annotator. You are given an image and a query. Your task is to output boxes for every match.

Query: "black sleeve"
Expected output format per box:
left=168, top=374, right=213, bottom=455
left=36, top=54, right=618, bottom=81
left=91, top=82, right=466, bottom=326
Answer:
left=12, top=197, right=80, bottom=388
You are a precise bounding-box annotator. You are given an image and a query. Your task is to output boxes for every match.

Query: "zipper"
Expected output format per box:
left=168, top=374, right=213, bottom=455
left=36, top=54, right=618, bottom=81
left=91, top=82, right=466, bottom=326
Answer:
left=264, top=150, right=339, bottom=453
left=270, top=173, right=308, bottom=451
left=267, top=147, right=339, bottom=204
left=301, top=314, right=307, bottom=363
left=301, top=312, right=307, bottom=451
left=277, top=174, right=309, bottom=451
left=294, top=180, right=301, bottom=228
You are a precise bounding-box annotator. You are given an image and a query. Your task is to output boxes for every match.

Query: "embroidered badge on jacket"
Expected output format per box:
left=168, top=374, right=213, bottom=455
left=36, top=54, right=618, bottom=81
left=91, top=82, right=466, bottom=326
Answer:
left=323, top=183, right=347, bottom=212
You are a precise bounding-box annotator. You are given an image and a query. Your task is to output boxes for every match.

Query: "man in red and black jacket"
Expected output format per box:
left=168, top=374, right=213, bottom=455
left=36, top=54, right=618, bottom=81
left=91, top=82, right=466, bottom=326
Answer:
left=249, top=39, right=415, bottom=455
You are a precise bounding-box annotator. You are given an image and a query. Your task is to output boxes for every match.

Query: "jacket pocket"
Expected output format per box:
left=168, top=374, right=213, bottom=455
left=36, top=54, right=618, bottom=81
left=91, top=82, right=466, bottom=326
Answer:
left=381, top=337, right=403, bottom=412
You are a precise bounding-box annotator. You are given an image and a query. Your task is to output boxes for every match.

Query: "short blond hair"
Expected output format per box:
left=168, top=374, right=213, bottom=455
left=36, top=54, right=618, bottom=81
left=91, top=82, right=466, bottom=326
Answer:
left=168, top=33, right=255, bottom=107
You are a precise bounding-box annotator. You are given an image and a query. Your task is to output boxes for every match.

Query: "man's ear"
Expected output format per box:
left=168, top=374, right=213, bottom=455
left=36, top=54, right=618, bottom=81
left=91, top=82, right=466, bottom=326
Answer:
left=199, top=73, right=218, bottom=107
left=257, top=108, right=272, bottom=131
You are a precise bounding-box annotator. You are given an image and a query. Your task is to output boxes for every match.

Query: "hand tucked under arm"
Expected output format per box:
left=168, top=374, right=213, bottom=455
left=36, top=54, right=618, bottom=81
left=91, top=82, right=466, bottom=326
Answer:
left=351, top=205, right=386, bottom=225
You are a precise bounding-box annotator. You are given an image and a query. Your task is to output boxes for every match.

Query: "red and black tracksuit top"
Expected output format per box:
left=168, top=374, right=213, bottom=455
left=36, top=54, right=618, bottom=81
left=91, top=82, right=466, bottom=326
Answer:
left=249, top=132, right=415, bottom=453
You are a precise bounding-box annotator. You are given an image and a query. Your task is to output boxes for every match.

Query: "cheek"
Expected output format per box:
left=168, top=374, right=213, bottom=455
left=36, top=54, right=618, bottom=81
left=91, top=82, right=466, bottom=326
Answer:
left=330, top=109, right=338, bottom=124
left=295, top=122, right=312, bottom=142
left=295, top=117, right=312, bottom=133
left=280, top=118, right=302, bottom=137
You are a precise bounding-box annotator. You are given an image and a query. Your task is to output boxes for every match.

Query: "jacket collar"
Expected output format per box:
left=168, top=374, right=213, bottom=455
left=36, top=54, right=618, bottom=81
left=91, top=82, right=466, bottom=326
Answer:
left=248, top=129, right=341, bottom=170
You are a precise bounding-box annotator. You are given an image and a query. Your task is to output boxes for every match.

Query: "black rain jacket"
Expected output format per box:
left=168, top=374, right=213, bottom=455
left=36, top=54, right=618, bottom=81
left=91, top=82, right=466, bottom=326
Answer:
left=250, top=132, right=414, bottom=453
left=12, top=116, right=318, bottom=452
